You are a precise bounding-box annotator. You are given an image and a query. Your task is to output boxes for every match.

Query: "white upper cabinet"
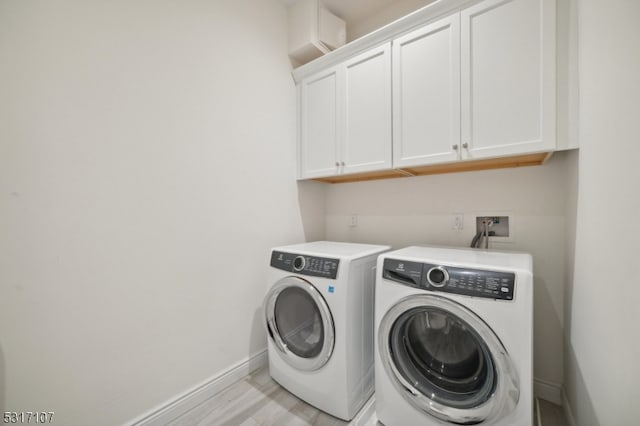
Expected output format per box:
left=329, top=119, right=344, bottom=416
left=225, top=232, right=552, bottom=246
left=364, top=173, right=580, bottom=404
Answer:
left=460, top=0, right=556, bottom=159
left=299, top=43, right=392, bottom=179
left=295, top=0, right=557, bottom=181
left=393, top=14, right=461, bottom=167
left=299, top=66, right=341, bottom=178
left=343, top=44, right=392, bottom=175
left=393, top=0, right=555, bottom=167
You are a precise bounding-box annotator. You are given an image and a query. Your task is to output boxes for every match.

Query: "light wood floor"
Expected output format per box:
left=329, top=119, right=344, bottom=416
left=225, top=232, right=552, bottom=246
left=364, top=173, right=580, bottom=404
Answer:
left=167, top=366, right=567, bottom=426
left=167, top=366, right=348, bottom=426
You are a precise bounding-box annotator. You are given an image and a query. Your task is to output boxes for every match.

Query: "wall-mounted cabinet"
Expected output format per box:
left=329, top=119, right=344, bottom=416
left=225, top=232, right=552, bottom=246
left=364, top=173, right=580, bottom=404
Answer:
left=460, top=0, right=556, bottom=160
left=393, top=14, right=461, bottom=168
left=295, top=0, right=557, bottom=183
left=298, top=43, right=392, bottom=179
left=299, top=66, right=340, bottom=178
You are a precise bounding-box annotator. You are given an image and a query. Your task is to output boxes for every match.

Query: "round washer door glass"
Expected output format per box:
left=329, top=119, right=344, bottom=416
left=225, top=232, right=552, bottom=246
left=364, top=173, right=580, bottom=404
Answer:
left=379, top=295, right=519, bottom=424
left=391, top=306, right=495, bottom=408
left=274, top=286, right=324, bottom=358
left=264, top=276, right=334, bottom=371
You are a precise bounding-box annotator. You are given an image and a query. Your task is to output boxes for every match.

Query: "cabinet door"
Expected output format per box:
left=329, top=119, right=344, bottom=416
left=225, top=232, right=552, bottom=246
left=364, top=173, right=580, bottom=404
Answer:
left=342, top=43, right=392, bottom=175
left=299, top=67, right=341, bottom=179
left=461, top=0, right=555, bottom=160
left=392, top=14, right=461, bottom=168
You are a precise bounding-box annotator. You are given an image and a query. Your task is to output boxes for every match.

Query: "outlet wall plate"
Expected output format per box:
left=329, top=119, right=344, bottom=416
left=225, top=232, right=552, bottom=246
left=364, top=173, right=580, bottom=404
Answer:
left=452, top=213, right=464, bottom=230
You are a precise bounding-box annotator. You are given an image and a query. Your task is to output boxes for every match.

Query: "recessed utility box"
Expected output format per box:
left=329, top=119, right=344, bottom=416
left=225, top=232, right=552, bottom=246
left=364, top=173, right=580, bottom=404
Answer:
left=476, top=216, right=510, bottom=237
left=288, top=0, right=346, bottom=65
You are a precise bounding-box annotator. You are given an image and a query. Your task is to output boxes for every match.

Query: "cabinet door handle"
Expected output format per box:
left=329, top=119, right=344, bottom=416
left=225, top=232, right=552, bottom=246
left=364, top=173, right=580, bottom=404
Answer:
left=452, top=144, right=459, bottom=150
left=340, top=161, right=345, bottom=166
left=462, top=143, right=469, bottom=149
left=335, top=162, right=340, bottom=167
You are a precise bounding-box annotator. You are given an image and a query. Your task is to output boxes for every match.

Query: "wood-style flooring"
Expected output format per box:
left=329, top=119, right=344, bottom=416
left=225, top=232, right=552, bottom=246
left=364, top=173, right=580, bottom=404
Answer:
left=167, top=366, right=567, bottom=426
left=167, top=366, right=349, bottom=426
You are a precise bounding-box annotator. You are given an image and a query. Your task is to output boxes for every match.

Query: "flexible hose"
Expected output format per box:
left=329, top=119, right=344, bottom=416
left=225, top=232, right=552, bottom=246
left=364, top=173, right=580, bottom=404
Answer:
left=470, top=230, right=496, bottom=248
left=470, top=231, right=483, bottom=248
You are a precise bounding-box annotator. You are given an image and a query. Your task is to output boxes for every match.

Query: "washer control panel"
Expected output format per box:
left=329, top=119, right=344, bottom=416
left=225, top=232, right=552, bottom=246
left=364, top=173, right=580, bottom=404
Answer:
left=383, top=258, right=515, bottom=300
left=271, top=251, right=339, bottom=279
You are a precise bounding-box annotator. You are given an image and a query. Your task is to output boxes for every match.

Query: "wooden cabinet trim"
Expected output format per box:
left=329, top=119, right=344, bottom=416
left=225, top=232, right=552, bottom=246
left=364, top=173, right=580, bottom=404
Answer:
left=311, top=152, right=552, bottom=184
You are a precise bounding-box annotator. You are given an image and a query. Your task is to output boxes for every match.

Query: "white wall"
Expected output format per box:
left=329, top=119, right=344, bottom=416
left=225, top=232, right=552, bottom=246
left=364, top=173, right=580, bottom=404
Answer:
left=325, top=152, right=577, bottom=387
left=346, top=0, right=436, bottom=41
left=565, top=0, right=640, bottom=424
left=0, top=1, right=324, bottom=424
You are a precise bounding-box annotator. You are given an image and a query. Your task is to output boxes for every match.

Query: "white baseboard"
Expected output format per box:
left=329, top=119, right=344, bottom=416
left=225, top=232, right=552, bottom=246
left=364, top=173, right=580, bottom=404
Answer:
left=533, top=378, right=562, bottom=405
left=562, top=387, right=577, bottom=426
left=126, top=349, right=268, bottom=426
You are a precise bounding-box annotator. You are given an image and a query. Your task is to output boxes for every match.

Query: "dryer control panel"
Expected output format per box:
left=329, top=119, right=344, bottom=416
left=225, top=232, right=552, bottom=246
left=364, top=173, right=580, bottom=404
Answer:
left=271, top=251, right=339, bottom=279
left=383, top=258, right=515, bottom=300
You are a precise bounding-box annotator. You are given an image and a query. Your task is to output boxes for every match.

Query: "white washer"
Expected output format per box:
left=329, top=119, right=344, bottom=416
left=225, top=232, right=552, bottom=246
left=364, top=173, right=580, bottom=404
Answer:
left=375, top=246, right=533, bottom=426
left=264, top=241, right=390, bottom=420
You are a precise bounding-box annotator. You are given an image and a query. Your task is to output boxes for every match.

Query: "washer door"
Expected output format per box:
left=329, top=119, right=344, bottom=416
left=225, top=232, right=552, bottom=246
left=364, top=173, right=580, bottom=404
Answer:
left=264, top=276, right=335, bottom=371
left=378, top=295, right=519, bottom=424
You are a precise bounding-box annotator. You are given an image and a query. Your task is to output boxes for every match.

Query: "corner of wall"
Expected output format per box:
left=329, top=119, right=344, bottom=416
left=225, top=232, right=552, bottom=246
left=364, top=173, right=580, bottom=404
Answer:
left=562, top=385, right=577, bottom=426
left=296, top=180, right=328, bottom=241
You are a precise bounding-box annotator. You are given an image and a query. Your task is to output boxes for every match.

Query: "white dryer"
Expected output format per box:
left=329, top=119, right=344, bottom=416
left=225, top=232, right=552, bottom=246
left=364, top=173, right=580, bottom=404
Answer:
left=375, top=246, right=533, bottom=426
left=264, top=241, right=390, bottom=420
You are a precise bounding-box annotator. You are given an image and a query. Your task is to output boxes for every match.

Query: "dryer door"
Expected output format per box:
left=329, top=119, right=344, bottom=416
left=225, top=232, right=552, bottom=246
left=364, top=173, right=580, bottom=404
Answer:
left=378, top=294, right=519, bottom=424
left=264, top=276, right=335, bottom=371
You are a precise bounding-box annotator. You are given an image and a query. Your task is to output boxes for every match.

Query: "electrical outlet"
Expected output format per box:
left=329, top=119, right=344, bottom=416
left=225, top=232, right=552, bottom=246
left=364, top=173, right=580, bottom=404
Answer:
left=452, top=213, right=464, bottom=230
left=475, top=216, right=510, bottom=237
left=348, top=215, right=358, bottom=228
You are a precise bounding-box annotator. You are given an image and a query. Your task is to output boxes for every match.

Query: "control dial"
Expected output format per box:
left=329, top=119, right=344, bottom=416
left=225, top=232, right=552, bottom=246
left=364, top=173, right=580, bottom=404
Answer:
left=293, top=256, right=306, bottom=272
left=427, top=266, right=449, bottom=288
